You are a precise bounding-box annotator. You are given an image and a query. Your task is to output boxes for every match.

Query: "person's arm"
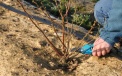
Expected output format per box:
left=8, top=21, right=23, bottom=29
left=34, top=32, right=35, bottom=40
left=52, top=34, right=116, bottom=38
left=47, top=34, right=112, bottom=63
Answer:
left=92, top=0, right=122, bottom=56
left=100, top=0, right=122, bottom=46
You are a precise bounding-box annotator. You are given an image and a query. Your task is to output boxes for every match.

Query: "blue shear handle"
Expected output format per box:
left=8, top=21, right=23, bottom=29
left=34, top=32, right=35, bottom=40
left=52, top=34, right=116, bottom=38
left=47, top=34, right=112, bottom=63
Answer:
left=80, top=44, right=93, bottom=55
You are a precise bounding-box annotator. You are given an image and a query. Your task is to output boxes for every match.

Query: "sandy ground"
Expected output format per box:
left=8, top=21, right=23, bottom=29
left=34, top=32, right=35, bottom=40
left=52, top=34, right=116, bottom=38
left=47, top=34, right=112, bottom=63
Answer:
left=0, top=0, right=122, bottom=76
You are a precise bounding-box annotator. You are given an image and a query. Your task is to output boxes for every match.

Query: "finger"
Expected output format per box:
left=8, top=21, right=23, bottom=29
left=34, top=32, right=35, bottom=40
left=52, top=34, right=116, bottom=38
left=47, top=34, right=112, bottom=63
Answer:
left=105, top=48, right=111, bottom=53
left=96, top=49, right=102, bottom=57
left=100, top=45, right=107, bottom=56
left=92, top=47, right=97, bottom=56
left=101, top=50, right=106, bottom=56
left=92, top=50, right=97, bottom=56
left=94, top=44, right=102, bottom=57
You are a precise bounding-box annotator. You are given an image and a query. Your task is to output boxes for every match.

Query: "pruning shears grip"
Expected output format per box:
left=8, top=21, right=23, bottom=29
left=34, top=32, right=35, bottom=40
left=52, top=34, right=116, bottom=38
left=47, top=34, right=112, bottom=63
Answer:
left=79, top=44, right=93, bottom=55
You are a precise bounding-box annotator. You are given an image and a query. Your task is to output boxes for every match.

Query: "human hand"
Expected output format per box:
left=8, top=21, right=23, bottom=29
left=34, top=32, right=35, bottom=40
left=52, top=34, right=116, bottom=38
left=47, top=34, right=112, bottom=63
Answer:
left=92, top=37, right=112, bottom=56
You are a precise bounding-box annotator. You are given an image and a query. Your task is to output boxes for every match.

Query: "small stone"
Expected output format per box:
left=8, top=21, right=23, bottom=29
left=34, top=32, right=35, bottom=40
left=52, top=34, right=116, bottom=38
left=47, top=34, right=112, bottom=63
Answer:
left=11, top=72, right=19, bottom=76
left=12, top=17, right=20, bottom=22
left=39, top=41, right=47, bottom=47
left=6, top=34, right=16, bottom=38
left=49, top=62, right=55, bottom=67
left=0, top=24, right=9, bottom=32
left=32, top=48, right=40, bottom=51
left=15, top=30, right=20, bottom=32
left=43, top=29, right=49, bottom=33
left=54, top=32, right=62, bottom=37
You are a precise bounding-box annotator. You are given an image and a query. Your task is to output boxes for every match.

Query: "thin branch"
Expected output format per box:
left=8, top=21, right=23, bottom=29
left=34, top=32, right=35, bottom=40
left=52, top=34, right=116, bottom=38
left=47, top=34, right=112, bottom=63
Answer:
left=54, top=0, right=66, bottom=53
left=64, top=0, right=70, bottom=18
left=17, top=0, right=64, bottom=57
left=32, top=0, right=68, bottom=52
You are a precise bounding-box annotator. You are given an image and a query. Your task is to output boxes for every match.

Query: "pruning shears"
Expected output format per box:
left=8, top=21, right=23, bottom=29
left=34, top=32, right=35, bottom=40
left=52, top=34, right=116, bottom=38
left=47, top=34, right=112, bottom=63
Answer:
left=79, top=44, right=93, bottom=55
left=72, top=44, right=93, bottom=55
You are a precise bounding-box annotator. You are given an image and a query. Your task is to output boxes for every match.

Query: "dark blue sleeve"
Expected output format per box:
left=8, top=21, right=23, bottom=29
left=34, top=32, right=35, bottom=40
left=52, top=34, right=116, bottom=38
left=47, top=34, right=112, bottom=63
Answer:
left=100, top=0, right=122, bottom=46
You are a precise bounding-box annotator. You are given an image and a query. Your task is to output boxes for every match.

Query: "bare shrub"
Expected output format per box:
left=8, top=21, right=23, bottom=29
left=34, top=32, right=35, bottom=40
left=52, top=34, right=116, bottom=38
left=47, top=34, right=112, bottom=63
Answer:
left=17, top=0, right=98, bottom=71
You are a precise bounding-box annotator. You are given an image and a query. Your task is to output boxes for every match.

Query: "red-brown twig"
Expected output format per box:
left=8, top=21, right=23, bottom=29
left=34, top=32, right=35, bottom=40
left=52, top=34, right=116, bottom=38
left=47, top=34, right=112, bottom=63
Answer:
left=54, top=0, right=71, bottom=54
left=32, top=0, right=68, bottom=52
left=17, top=0, right=64, bottom=57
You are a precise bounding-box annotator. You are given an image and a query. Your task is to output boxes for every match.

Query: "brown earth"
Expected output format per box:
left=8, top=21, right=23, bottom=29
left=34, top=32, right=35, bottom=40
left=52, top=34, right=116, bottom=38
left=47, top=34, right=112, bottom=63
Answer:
left=0, top=0, right=122, bottom=76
